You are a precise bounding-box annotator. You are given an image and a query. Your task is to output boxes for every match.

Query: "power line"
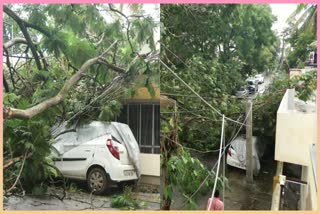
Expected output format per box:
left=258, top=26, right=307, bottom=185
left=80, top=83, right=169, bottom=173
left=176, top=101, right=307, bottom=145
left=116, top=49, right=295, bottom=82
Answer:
left=178, top=105, right=251, bottom=209
left=160, top=59, right=250, bottom=127
left=208, top=114, right=225, bottom=210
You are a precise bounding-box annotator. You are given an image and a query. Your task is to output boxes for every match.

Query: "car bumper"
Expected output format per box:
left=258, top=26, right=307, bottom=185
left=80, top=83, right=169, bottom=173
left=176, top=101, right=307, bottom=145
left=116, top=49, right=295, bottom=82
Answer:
left=107, top=165, right=138, bottom=182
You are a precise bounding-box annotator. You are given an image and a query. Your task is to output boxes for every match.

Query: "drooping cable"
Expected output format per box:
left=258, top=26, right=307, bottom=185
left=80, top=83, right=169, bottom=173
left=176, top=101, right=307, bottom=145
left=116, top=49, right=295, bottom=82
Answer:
left=207, top=115, right=225, bottom=210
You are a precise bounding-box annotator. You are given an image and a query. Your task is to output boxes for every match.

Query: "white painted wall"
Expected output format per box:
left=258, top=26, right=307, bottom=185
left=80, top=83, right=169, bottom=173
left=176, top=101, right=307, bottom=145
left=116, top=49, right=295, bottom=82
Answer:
left=275, top=112, right=316, bottom=166
left=275, top=89, right=316, bottom=166
left=140, top=153, right=160, bottom=177
left=275, top=89, right=317, bottom=210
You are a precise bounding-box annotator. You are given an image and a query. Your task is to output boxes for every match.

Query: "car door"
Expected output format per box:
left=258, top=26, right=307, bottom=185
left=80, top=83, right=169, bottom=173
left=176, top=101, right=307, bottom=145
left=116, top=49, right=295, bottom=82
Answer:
left=61, top=143, right=96, bottom=179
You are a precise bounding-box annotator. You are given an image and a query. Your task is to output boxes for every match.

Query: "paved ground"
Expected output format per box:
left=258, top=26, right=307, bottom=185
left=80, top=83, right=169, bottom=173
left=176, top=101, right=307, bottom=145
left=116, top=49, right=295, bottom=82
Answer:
left=170, top=140, right=276, bottom=210
left=224, top=156, right=276, bottom=210
left=4, top=185, right=160, bottom=210
left=246, top=75, right=273, bottom=100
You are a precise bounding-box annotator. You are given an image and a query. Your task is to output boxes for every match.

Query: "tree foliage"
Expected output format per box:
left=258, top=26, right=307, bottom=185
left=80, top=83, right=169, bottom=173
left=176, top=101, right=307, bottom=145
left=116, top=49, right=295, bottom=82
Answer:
left=286, top=4, right=317, bottom=68
left=160, top=4, right=277, bottom=210
left=161, top=4, right=278, bottom=151
left=3, top=4, right=158, bottom=194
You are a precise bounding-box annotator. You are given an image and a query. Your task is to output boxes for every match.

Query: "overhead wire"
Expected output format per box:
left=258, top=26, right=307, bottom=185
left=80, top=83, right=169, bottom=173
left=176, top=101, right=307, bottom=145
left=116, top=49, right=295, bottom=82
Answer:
left=178, top=104, right=252, bottom=209
left=207, top=115, right=225, bottom=210
left=161, top=43, right=257, bottom=209
left=160, top=59, right=250, bottom=127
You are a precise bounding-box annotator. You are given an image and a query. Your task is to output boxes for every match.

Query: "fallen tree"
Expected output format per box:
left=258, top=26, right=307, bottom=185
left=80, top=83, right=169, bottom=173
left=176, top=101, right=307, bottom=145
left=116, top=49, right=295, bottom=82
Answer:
left=4, top=41, right=122, bottom=120
left=3, top=4, right=158, bottom=195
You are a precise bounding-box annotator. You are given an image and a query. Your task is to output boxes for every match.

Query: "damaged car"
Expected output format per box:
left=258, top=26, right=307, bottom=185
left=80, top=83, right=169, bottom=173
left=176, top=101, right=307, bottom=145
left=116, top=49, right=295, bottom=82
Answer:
left=50, top=121, right=140, bottom=194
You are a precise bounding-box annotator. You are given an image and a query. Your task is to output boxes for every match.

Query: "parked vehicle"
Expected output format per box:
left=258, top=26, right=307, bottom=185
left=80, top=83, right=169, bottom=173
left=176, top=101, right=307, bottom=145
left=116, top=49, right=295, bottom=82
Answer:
left=254, top=74, right=264, bottom=84
left=236, top=87, right=248, bottom=98
left=247, top=78, right=258, bottom=94
left=50, top=121, right=140, bottom=194
left=226, top=136, right=260, bottom=176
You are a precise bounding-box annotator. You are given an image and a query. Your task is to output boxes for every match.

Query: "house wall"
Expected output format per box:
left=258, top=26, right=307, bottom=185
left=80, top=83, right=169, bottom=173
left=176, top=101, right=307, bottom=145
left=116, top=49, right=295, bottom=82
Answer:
left=140, top=153, right=160, bottom=177
left=139, top=153, right=160, bottom=185
left=275, top=89, right=316, bottom=166
left=275, top=89, right=317, bottom=210
left=124, top=84, right=160, bottom=185
left=275, top=112, right=316, bottom=166
left=131, top=86, right=160, bottom=99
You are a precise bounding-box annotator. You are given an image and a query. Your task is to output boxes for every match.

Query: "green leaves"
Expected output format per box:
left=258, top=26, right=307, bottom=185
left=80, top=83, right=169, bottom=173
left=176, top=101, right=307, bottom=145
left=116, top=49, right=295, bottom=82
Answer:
left=111, top=187, right=142, bottom=210
left=165, top=150, right=228, bottom=209
left=4, top=93, right=20, bottom=106
left=99, top=100, right=122, bottom=121
left=4, top=4, right=158, bottom=196
left=132, top=17, right=156, bottom=50
left=163, top=185, right=173, bottom=200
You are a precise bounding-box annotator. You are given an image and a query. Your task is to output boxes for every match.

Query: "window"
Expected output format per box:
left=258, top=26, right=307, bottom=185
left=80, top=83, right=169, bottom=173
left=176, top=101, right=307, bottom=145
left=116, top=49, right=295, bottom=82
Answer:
left=117, top=102, right=160, bottom=154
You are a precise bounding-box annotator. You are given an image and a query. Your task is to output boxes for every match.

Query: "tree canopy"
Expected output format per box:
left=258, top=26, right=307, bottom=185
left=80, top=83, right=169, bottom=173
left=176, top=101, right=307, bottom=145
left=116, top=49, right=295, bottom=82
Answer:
left=286, top=4, right=317, bottom=67
left=160, top=4, right=279, bottom=210
left=161, top=4, right=278, bottom=151
left=3, top=4, right=159, bottom=194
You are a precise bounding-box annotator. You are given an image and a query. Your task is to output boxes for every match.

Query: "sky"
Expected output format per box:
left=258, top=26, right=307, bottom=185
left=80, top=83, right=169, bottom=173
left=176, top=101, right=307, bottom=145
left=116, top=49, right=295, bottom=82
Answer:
left=270, top=4, right=298, bottom=35
left=102, top=4, right=160, bottom=50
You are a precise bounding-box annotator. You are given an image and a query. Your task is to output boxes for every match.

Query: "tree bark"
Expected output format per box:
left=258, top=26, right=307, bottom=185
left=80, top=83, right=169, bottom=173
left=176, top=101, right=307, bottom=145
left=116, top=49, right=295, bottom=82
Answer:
left=4, top=37, right=27, bottom=49
left=4, top=6, right=42, bottom=70
left=3, top=74, right=10, bottom=92
left=4, top=41, right=120, bottom=120
left=4, top=57, right=99, bottom=119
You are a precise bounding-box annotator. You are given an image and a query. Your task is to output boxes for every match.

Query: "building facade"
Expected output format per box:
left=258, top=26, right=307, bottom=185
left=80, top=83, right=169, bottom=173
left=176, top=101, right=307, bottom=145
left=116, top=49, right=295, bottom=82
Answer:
left=272, top=88, right=317, bottom=210
left=117, top=86, right=160, bottom=185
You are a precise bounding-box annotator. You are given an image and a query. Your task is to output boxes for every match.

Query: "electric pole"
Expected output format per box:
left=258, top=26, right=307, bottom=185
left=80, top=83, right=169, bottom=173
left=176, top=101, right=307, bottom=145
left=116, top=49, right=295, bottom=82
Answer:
left=246, top=99, right=253, bottom=183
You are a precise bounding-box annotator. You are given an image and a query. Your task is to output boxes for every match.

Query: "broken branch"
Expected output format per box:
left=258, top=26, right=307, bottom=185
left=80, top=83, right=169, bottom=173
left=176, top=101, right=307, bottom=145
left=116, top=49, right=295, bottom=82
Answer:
left=5, top=151, right=28, bottom=193
left=4, top=41, right=120, bottom=120
left=4, top=37, right=28, bottom=49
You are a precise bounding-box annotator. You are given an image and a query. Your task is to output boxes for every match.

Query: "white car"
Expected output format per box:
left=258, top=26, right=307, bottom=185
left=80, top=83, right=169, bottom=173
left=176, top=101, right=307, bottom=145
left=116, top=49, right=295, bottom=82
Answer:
left=255, top=74, right=264, bottom=84
left=226, top=136, right=260, bottom=176
left=236, top=87, right=248, bottom=98
left=51, top=121, right=140, bottom=194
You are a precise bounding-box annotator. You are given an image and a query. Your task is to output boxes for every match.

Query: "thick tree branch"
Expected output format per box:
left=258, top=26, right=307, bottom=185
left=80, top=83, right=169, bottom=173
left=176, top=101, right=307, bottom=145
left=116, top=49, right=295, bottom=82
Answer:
left=3, top=74, right=10, bottom=92
left=4, top=37, right=27, bottom=49
left=4, top=153, right=32, bottom=169
left=4, top=47, right=16, bottom=90
left=98, top=58, right=126, bottom=73
left=4, top=41, right=120, bottom=120
left=4, top=6, right=42, bottom=70
left=4, top=57, right=99, bottom=120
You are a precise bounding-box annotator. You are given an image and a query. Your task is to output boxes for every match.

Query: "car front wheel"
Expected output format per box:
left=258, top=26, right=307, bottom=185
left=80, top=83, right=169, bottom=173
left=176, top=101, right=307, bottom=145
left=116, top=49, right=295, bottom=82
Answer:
left=87, top=167, right=108, bottom=195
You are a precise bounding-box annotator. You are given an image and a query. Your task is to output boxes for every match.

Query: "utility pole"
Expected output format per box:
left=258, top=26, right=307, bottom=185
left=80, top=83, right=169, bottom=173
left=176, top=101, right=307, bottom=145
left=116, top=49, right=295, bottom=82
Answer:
left=246, top=99, right=253, bottom=184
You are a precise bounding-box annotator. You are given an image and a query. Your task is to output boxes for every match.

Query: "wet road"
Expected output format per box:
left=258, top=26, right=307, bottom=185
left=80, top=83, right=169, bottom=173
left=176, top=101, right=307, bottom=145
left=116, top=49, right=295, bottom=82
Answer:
left=4, top=185, right=160, bottom=210
left=171, top=146, right=277, bottom=210
left=224, top=156, right=276, bottom=210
